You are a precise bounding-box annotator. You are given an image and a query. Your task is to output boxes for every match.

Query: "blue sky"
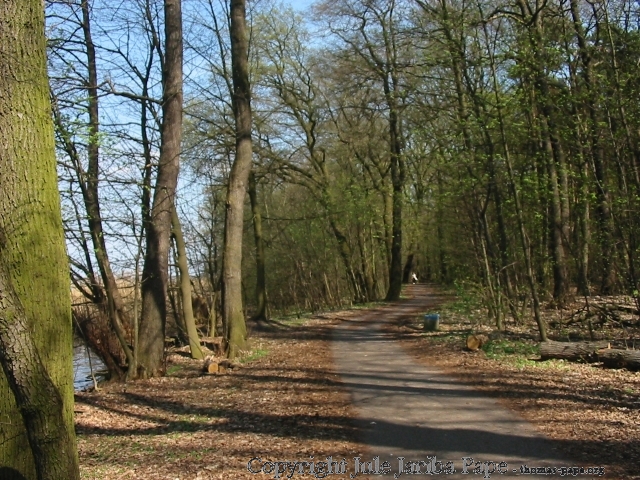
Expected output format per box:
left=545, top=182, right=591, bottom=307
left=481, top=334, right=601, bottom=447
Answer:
left=287, top=0, right=315, bottom=11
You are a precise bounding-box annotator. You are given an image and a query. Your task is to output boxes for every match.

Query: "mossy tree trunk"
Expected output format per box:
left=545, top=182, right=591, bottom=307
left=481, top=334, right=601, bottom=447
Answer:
left=0, top=1, right=79, bottom=478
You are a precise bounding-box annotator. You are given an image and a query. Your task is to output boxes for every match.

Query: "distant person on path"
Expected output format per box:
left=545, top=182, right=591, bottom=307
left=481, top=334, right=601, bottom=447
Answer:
left=411, top=273, right=418, bottom=284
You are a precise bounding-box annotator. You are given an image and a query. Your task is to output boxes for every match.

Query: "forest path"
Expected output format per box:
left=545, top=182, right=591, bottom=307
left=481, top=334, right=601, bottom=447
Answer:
left=331, top=284, right=570, bottom=478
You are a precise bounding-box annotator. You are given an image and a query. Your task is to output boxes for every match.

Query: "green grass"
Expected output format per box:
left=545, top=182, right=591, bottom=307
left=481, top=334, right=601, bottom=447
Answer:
left=482, top=339, right=540, bottom=359
left=240, top=347, right=269, bottom=364
left=482, top=339, right=539, bottom=369
left=166, top=365, right=182, bottom=375
left=481, top=339, right=570, bottom=370
left=273, top=311, right=315, bottom=326
left=436, top=281, right=486, bottom=324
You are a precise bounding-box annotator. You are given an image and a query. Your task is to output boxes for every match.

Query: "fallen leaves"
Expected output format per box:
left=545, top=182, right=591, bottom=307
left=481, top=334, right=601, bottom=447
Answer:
left=75, top=320, right=368, bottom=479
left=387, top=289, right=640, bottom=480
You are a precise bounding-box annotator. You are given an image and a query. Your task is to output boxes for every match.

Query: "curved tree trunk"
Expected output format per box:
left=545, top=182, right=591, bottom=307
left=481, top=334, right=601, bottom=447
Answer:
left=51, top=0, right=135, bottom=380
left=171, top=207, right=203, bottom=359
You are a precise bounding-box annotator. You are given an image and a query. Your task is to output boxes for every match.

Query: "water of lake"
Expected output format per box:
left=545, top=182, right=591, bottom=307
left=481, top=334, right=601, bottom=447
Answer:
left=73, top=338, right=106, bottom=391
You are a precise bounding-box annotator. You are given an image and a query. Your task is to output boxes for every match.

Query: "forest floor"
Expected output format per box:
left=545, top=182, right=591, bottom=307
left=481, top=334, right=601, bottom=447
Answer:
left=74, top=313, right=367, bottom=479
left=74, top=285, right=640, bottom=479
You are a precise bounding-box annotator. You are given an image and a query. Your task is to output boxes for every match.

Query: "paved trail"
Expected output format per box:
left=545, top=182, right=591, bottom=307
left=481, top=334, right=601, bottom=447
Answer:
left=332, top=286, right=571, bottom=479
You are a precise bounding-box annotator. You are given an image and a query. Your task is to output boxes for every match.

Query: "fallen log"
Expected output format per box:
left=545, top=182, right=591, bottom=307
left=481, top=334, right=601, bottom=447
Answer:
left=539, top=340, right=610, bottom=362
left=466, top=334, right=488, bottom=351
left=597, top=348, right=640, bottom=370
left=203, top=356, right=219, bottom=374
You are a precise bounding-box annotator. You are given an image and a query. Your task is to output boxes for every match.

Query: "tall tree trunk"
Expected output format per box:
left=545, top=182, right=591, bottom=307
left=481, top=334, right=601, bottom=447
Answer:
left=0, top=1, right=79, bottom=476
left=138, top=0, right=184, bottom=377
left=482, top=6, right=547, bottom=339
left=224, top=0, right=253, bottom=359
left=542, top=122, right=570, bottom=305
left=569, top=0, right=615, bottom=294
left=515, top=0, right=571, bottom=303
left=384, top=98, right=405, bottom=301
left=171, top=207, right=203, bottom=359
left=51, top=99, right=133, bottom=381
left=248, top=171, right=267, bottom=322
left=402, top=253, right=415, bottom=284
left=81, top=0, right=135, bottom=379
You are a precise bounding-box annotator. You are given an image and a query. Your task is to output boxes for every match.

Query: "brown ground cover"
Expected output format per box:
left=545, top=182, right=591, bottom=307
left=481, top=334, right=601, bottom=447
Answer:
left=74, top=315, right=369, bottom=479
left=75, top=287, right=640, bottom=479
left=386, top=287, right=640, bottom=480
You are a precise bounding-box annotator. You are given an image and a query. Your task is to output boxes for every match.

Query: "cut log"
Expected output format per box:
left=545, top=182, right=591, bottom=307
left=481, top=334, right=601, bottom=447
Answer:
left=202, top=360, right=219, bottom=375
left=466, top=334, right=488, bottom=351
left=218, top=359, right=232, bottom=374
left=597, top=348, right=640, bottom=370
left=539, top=340, right=610, bottom=362
left=202, top=356, right=235, bottom=375
left=203, top=356, right=219, bottom=374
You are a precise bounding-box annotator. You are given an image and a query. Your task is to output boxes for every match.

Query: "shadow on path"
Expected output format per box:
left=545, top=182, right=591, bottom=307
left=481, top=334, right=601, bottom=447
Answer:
left=332, top=285, right=578, bottom=478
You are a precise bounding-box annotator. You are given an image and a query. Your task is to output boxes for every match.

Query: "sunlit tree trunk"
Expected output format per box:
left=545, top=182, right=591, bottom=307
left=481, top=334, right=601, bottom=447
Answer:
left=171, top=207, right=203, bottom=359
left=139, top=0, right=184, bottom=377
left=0, top=1, right=79, bottom=477
left=224, top=0, right=253, bottom=358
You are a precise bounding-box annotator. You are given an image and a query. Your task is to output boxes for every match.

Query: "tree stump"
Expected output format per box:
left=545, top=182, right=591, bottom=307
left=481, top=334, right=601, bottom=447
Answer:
left=466, top=334, right=488, bottom=351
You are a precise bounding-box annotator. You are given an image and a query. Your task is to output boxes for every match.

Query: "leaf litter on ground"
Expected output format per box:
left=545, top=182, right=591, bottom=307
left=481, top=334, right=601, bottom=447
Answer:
left=75, top=287, right=640, bottom=479
left=75, top=315, right=371, bottom=480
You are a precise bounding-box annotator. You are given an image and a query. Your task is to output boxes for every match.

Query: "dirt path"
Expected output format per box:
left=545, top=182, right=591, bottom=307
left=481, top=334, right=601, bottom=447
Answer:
left=332, top=285, right=579, bottom=479
left=73, top=285, right=631, bottom=479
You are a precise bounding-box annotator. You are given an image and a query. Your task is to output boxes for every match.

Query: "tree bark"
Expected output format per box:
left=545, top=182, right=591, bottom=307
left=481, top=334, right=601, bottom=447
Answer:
left=50, top=0, right=135, bottom=380
left=540, top=340, right=610, bottom=362
left=598, top=349, right=640, bottom=370
left=543, top=124, right=570, bottom=305
left=384, top=85, right=405, bottom=301
left=0, top=1, right=79, bottom=476
left=171, top=207, right=203, bottom=359
left=138, top=0, right=184, bottom=377
left=248, top=171, right=267, bottom=322
left=0, top=247, right=80, bottom=480
left=224, top=0, right=253, bottom=359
